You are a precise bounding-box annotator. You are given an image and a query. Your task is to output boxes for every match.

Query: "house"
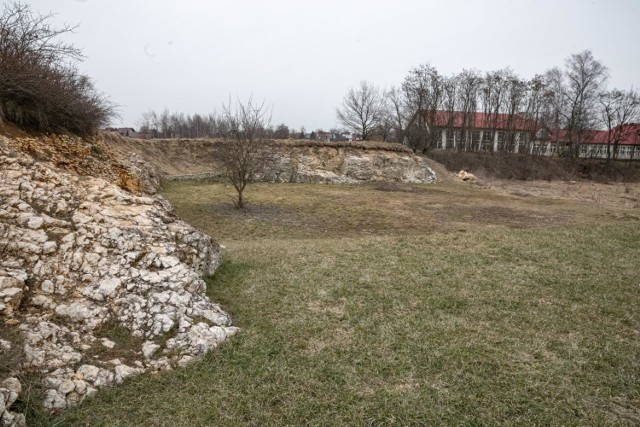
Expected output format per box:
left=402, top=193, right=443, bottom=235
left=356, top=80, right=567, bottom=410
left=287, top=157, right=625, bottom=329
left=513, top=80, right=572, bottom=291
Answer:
left=315, top=131, right=332, bottom=142
left=117, top=127, right=136, bottom=137
left=338, top=131, right=362, bottom=142
left=420, top=110, right=640, bottom=159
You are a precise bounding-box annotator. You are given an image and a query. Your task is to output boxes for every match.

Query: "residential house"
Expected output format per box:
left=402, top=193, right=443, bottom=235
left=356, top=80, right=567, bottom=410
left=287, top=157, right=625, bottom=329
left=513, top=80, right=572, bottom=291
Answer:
left=117, top=127, right=136, bottom=137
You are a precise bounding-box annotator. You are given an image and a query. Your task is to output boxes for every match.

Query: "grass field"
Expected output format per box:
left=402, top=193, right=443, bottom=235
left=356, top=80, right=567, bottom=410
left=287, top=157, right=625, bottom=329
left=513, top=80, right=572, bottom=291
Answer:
left=52, top=180, right=639, bottom=426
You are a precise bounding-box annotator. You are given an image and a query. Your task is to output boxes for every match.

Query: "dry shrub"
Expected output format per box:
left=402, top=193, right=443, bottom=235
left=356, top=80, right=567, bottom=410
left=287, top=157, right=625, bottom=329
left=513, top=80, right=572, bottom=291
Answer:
left=0, top=2, right=116, bottom=135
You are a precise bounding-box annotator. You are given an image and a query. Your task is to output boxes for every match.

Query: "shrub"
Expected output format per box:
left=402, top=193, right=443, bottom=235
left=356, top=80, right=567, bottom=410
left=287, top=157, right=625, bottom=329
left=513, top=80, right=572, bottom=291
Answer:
left=0, top=2, right=116, bottom=135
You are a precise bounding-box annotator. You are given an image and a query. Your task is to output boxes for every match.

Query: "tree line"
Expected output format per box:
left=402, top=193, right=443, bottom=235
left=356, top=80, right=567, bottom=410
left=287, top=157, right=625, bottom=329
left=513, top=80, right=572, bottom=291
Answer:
left=136, top=109, right=294, bottom=140
left=336, top=51, right=640, bottom=160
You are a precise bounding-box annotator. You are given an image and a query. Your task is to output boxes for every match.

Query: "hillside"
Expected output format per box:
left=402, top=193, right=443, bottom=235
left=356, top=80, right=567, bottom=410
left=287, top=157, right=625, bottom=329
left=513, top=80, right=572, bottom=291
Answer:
left=103, top=135, right=438, bottom=184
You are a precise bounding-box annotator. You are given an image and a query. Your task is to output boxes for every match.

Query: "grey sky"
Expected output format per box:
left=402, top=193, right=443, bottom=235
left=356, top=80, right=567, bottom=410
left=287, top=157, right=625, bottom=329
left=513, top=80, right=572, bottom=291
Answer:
left=23, top=0, right=640, bottom=131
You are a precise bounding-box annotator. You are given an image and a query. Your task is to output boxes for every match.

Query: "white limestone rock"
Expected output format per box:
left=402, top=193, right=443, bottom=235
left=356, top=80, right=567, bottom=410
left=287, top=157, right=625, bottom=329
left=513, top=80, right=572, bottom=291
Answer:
left=42, top=389, right=67, bottom=411
left=114, top=365, right=141, bottom=384
left=142, top=341, right=160, bottom=359
left=0, top=136, right=238, bottom=414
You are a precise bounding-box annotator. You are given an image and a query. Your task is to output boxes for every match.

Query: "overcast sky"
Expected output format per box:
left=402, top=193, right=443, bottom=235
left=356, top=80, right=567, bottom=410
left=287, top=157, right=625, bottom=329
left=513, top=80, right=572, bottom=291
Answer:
left=24, top=0, right=640, bottom=131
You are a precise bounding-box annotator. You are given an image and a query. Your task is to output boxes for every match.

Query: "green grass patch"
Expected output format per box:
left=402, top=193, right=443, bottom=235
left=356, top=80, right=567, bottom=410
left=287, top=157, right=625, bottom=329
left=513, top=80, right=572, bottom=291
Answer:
left=51, top=181, right=640, bottom=426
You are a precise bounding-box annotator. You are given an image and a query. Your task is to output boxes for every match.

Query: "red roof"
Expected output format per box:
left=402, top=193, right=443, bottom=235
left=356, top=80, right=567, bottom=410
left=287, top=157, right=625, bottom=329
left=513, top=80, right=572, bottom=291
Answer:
left=550, top=124, right=640, bottom=145
left=422, top=111, right=540, bottom=131
left=422, top=110, right=640, bottom=146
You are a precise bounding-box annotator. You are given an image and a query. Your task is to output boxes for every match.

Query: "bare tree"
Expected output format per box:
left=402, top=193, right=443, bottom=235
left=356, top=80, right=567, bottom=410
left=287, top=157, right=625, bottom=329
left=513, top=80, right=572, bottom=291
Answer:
left=548, top=50, right=609, bottom=157
left=336, top=81, right=384, bottom=140
left=456, top=69, right=482, bottom=152
left=384, top=86, right=408, bottom=144
left=519, top=74, right=549, bottom=155
left=599, top=89, right=640, bottom=161
left=213, top=97, right=272, bottom=209
left=273, top=123, right=290, bottom=139
left=402, top=64, right=445, bottom=153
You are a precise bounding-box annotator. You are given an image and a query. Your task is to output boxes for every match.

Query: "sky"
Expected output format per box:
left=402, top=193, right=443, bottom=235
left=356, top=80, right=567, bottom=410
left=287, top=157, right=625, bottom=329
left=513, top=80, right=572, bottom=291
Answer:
left=22, top=0, right=640, bottom=131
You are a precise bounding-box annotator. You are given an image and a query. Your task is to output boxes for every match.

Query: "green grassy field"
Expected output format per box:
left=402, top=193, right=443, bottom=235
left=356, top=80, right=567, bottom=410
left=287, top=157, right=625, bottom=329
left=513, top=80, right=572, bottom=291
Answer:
left=52, top=180, right=639, bottom=426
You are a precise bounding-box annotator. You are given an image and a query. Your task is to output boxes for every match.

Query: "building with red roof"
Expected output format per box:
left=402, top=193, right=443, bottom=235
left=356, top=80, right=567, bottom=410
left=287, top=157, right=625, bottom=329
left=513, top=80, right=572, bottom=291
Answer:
left=418, top=110, right=640, bottom=160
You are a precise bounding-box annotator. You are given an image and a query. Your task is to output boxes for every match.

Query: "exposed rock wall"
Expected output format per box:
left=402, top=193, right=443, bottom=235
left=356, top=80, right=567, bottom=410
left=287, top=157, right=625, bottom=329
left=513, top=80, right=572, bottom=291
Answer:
left=262, top=145, right=437, bottom=183
left=0, top=138, right=237, bottom=423
left=7, top=134, right=161, bottom=194
left=105, top=136, right=437, bottom=184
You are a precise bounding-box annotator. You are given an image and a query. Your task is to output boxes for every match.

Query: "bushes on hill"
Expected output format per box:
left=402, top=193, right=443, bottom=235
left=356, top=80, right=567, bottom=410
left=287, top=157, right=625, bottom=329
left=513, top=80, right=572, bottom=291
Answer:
left=0, top=2, right=115, bottom=135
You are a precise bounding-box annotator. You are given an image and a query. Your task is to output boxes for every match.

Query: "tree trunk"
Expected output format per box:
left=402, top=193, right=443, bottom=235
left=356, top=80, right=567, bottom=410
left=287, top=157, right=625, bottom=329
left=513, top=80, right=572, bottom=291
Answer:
left=236, top=189, right=244, bottom=209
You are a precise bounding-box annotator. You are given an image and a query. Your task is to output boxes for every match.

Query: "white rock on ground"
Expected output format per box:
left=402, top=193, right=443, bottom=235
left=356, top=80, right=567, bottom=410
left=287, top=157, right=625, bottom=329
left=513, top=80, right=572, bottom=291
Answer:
left=0, top=137, right=238, bottom=422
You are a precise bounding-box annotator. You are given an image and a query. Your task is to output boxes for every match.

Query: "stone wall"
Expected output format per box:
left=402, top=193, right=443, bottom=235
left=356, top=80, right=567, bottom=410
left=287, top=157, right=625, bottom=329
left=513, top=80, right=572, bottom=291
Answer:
left=0, top=138, right=237, bottom=424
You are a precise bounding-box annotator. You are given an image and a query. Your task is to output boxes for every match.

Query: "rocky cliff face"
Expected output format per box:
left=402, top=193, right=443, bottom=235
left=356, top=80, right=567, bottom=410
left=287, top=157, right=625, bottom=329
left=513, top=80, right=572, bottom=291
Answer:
left=107, top=136, right=438, bottom=184
left=261, top=144, right=437, bottom=184
left=0, top=137, right=237, bottom=424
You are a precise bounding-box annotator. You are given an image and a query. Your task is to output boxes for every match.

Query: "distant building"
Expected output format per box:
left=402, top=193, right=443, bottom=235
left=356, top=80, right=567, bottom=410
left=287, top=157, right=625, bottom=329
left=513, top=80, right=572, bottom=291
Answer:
left=117, top=127, right=136, bottom=137
left=315, top=131, right=331, bottom=142
left=338, top=131, right=362, bottom=142
left=547, top=125, right=640, bottom=159
left=417, top=110, right=640, bottom=160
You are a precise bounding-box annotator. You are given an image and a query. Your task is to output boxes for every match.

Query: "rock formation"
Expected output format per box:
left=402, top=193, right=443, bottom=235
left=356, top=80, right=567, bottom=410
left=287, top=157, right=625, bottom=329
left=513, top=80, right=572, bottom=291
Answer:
left=262, top=144, right=437, bottom=184
left=106, top=136, right=438, bottom=184
left=0, top=137, right=237, bottom=424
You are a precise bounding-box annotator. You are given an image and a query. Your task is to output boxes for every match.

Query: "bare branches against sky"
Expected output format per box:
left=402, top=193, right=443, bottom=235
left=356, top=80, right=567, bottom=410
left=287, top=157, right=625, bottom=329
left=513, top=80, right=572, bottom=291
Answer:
left=24, top=0, right=640, bottom=130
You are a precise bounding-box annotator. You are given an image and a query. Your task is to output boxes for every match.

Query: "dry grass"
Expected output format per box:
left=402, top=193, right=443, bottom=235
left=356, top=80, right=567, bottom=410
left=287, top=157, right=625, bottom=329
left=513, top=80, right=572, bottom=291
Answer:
left=157, top=180, right=630, bottom=241
left=52, top=179, right=640, bottom=426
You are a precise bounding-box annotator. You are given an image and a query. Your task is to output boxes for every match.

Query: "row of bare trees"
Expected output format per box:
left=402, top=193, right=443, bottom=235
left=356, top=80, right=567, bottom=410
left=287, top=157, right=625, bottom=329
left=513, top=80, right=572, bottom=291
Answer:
left=336, top=51, right=639, bottom=160
left=137, top=109, right=291, bottom=140
left=0, top=2, right=115, bottom=134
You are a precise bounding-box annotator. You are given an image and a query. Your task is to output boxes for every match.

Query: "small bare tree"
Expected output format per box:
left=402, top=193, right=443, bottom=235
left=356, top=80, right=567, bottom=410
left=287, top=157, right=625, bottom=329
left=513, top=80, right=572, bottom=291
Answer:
left=213, top=97, right=271, bottom=209
left=336, top=81, right=384, bottom=140
left=385, top=86, right=408, bottom=144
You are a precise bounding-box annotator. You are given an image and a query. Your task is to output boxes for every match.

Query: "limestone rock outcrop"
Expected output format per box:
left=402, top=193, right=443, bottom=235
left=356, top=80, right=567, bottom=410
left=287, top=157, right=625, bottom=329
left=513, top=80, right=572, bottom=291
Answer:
left=262, top=144, right=437, bottom=184
left=108, top=137, right=438, bottom=184
left=0, top=137, right=237, bottom=422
